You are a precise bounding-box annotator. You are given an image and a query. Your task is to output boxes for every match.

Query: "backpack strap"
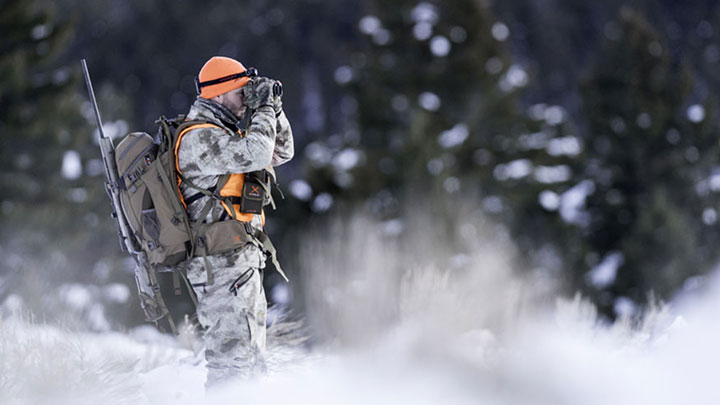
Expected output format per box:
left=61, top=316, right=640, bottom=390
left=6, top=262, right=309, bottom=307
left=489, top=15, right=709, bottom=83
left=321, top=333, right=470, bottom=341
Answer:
left=245, top=224, right=288, bottom=282
left=173, top=120, right=287, bottom=283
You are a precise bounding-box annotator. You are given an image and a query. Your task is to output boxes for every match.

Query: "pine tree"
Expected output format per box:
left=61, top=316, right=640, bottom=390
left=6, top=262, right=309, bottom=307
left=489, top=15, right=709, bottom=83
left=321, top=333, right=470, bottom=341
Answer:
left=0, top=0, right=76, bottom=210
left=0, top=0, right=136, bottom=320
left=302, top=0, right=580, bottom=272
left=578, top=7, right=719, bottom=316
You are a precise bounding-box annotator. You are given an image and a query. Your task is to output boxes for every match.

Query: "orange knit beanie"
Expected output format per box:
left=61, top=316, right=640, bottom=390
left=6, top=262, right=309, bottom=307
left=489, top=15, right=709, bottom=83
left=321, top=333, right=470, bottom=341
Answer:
left=196, top=56, right=252, bottom=99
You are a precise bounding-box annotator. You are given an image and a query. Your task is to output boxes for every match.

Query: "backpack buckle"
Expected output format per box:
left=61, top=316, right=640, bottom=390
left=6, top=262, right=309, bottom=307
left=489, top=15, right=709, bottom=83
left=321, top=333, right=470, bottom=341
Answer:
left=243, top=222, right=255, bottom=236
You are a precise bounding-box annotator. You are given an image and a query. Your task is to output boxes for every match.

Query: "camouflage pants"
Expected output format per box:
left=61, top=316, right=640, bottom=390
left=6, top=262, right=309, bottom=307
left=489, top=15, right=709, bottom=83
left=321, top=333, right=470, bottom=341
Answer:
left=186, top=244, right=267, bottom=386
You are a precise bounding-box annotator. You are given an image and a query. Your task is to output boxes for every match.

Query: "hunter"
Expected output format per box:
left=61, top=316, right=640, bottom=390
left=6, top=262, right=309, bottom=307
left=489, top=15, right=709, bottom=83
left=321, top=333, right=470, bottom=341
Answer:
left=176, top=56, right=293, bottom=384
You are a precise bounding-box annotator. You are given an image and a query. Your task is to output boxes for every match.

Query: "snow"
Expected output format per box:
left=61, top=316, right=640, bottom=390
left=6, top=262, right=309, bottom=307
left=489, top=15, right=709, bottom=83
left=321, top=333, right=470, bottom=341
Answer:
left=418, top=92, right=441, bottom=111
left=31, top=24, right=51, bottom=40
left=499, top=65, right=528, bottom=92
left=358, top=15, right=381, bottom=35
left=491, top=22, right=510, bottom=41
left=482, top=195, right=504, bottom=213
left=411, top=2, right=438, bottom=25
left=334, top=66, right=353, bottom=84
left=559, top=180, right=595, bottom=225
left=429, top=35, right=451, bottom=57
left=4, top=215, right=720, bottom=404
left=59, top=283, right=93, bottom=310
left=380, top=218, right=404, bottom=236
left=413, top=22, right=433, bottom=41
left=331, top=148, right=363, bottom=171
left=702, top=208, right=718, bottom=225
left=304, top=142, right=332, bottom=167
left=61, top=150, right=82, bottom=180
left=494, top=159, right=532, bottom=181
left=586, top=251, right=624, bottom=288
left=547, top=136, right=582, bottom=156
left=372, top=29, right=391, bottom=46
left=614, top=296, right=637, bottom=318
left=426, top=158, right=444, bottom=175
left=528, top=103, right=548, bottom=120
left=104, top=283, right=131, bottom=304
left=539, top=190, right=561, bottom=211
left=2, top=294, right=24, bottom=315
left=534, top=164, right=571, bottom=184
left=271, top=284, right=291, bottom=305
left=88, top=303, right=111, bottom=331
left=312, top=193, right=333, bottom=212
left=443, top=176, right=461, bottom=193
left=90, top=120, right=128, bottom=142
left=544, top=105, right=566, bottom=125
left=519, top=131, right=549, bottom=150
left=707, top=172, right=720, bottom=192
left=288, top=179, right=313, bottom=201
left=687, top=104, right=706, bottom=123
left=437, top=123, right=469, bottom=148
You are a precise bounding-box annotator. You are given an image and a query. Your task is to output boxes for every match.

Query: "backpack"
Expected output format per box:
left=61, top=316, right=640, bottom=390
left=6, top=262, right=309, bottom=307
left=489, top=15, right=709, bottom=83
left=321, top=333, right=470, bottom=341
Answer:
left=114, top=115, right=285, bottom=328
left=115, top=117, right=196, bottom=267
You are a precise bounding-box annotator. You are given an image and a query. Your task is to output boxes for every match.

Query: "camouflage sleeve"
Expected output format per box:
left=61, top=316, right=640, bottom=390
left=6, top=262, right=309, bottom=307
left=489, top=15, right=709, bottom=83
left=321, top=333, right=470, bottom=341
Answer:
left=272, top=110, right=294, bottom=167
left=179, top=106, right=277, bottom=175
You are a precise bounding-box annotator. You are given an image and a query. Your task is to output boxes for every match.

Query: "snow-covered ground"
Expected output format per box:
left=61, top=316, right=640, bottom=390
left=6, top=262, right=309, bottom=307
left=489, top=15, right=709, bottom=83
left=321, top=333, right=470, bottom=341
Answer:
left=2, top=214, right=719, bottom=404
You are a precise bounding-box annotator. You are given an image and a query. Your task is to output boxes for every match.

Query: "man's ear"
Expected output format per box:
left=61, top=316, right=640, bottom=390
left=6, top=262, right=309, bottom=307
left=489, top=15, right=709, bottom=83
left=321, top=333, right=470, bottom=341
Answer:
left=212, top=93, right=225, bottom=105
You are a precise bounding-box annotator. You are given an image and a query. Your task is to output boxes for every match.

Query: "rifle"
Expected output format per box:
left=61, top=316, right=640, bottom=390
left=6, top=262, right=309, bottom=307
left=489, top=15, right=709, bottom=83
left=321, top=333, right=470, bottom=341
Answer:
left=81, top=60, right=175, bottom=329
left=81, top=59, right=138, bottom=255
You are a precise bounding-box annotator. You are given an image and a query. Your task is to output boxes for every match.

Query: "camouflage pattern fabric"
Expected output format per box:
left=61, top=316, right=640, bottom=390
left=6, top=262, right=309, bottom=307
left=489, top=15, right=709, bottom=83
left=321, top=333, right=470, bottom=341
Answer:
left=185, top=248, right=267, bottom=384
left=242, top=77, right=274, bottom=110
left=175, top=94, right=293, bottom=385
left=177, top=95, right=293, bottom=226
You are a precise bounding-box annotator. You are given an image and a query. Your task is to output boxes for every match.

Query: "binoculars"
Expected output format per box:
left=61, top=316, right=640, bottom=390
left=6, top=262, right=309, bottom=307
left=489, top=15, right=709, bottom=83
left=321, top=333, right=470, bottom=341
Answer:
left=272, top=80, right=283, bottom=98
left=195, top=66, right=282, bottom=98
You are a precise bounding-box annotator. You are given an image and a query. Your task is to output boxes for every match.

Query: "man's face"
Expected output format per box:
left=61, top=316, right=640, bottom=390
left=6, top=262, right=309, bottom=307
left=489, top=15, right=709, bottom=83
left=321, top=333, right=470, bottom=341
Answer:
left=220, top=87, right=246, bottom=117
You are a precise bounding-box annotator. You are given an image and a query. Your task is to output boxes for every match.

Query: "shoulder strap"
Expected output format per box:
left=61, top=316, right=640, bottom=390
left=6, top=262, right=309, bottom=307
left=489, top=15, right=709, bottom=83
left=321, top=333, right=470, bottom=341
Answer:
left=173, top=121, right=221, bottom=210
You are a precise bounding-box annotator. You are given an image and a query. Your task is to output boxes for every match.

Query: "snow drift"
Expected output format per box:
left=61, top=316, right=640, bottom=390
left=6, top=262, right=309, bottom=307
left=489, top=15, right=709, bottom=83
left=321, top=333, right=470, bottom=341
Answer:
left=1, top=210, right=719, bottom=404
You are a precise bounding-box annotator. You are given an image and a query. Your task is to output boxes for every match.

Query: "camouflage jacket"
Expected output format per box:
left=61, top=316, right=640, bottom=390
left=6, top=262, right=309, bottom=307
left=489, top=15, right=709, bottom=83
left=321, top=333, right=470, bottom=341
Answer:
left=177, top=96, right=294, bottom=231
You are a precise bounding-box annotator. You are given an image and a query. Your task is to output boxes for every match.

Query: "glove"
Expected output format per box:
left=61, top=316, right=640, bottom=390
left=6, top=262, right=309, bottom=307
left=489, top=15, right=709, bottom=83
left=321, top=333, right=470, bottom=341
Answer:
left=271, top=90, right=282, bottom=116
left=271, top=80, right=283, bottom=116
left=243, top=77, right=274, bottom=110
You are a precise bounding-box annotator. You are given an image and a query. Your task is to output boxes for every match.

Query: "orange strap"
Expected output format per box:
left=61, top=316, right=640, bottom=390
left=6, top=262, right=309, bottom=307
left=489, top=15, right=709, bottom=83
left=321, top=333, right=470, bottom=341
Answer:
left=174, top=123, right=218, bottom=209
left=174, top=123, right=264, bottom=225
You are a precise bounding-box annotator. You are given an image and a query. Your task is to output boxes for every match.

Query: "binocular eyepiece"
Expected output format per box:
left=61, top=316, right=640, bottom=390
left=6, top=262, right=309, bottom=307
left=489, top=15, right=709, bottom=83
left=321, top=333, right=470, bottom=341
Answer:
left=272, top=80, right=283, bottom=98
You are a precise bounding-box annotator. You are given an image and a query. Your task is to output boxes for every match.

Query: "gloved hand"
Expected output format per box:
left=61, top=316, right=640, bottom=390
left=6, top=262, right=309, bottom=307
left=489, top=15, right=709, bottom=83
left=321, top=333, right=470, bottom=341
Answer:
left=271, top=89, right=282, bottom=116
left=243, top=77, right=274, bottom=110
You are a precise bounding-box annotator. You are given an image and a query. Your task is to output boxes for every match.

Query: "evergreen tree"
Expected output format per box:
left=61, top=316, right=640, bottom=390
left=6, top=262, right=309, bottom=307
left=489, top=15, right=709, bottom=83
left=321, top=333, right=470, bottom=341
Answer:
left=300, top=0, right=580, bottom=274
left=0, top=0, right=138, bottom=324
left=578, top=7, right=719, bottom=316
left=0, top=0, right=75, bottom=210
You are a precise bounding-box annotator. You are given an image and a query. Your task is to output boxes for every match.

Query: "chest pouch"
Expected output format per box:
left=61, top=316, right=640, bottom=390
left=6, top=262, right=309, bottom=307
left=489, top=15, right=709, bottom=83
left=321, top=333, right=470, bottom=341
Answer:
left=240, top=171, right=267, bottom=214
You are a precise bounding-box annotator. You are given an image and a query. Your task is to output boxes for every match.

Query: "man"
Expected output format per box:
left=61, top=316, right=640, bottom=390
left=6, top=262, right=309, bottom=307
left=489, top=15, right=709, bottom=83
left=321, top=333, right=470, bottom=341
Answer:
left=175, top=56, right=293, bottom=385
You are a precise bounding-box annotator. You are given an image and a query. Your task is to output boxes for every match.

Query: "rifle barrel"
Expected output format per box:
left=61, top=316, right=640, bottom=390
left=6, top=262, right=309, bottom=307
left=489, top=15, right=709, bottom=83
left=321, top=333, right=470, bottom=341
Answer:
left=81, top=59, right=106, bottom=140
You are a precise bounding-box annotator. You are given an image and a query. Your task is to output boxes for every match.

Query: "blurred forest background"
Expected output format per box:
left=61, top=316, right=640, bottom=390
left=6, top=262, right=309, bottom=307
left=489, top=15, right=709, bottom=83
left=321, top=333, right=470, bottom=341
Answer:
left=2, top=0, right=720, bottom=330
